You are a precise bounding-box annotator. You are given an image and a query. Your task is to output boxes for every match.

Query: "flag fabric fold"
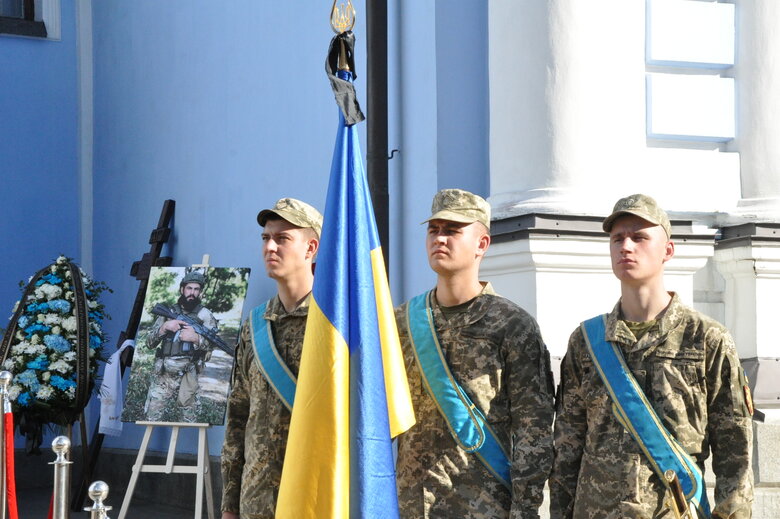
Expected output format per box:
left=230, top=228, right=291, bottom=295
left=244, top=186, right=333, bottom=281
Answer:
left=275, top=69, right=415, bottom=519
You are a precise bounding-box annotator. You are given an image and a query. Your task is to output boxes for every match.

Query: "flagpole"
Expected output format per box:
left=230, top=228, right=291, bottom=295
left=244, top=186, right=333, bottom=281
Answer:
left=366, top=0, right=390, bottom=275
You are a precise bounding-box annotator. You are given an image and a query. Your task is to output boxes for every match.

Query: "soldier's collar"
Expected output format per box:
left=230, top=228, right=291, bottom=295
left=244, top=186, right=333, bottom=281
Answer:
left=264, top=293, right=311, bottom=321
left=430, top=282, right=494, bottom=326
left=606, top=292, right=683, bottom=350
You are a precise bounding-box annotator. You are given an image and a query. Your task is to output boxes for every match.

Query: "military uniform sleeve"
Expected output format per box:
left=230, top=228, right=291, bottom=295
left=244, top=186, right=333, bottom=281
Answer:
left=549, top=330, right=588, bottom=519
left=220, top=320, right=252, bottom=514
left=705, top=329, right=754, bottom=518
left=508, top=316, right=555, bottom=519
left=145, top=316, right=166, bottom=350
left=196, top=308, right=218, bottom=350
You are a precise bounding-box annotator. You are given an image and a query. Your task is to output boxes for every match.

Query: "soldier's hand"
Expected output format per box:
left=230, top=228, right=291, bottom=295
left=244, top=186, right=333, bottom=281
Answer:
left=159, top=319, right=187, bottom=335
left=178, top=325, right=200, bottom=343
left=221, top=513, right=239, bottom=519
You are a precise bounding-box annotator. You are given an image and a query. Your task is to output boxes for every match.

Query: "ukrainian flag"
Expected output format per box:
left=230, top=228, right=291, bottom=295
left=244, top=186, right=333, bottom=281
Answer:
left=275, top=69, right=415, bottom=519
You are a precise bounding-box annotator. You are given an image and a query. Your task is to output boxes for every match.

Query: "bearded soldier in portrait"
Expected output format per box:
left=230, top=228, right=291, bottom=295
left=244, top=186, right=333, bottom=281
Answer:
left=144, top=270, right=218, bottom=422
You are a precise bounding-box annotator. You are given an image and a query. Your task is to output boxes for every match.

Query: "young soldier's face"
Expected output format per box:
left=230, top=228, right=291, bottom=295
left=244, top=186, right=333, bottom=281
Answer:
left=609, top=214, right=674, bottom=287
left=426, top=219, right=490, bottom=275
left=261, top=219, right=318, bottom=281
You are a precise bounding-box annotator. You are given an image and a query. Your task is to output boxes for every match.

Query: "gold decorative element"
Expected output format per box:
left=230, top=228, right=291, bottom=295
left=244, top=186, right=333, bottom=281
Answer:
left=330, top=0, right=356, bottom=34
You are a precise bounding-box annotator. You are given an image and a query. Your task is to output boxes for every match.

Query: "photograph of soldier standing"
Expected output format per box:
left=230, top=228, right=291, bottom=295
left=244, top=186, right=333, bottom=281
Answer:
left=394, top=188, right=555, bottom=518
left=220, top=198, right=322, bottom=519
left=550, top=194, right=754, bottom=518
left=144, top=270, right=217, bottom=422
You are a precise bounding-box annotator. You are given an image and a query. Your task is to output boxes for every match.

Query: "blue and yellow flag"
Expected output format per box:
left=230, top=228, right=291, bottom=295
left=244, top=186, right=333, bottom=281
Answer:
left=275, top=69, right=415, bottom=518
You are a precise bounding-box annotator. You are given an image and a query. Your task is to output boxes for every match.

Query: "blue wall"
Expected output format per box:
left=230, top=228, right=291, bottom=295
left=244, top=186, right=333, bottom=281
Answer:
left=90, top=0, right=370, bottom=455
left=0, top=3, right=81, bottom=315
left=0, top=0, right=492, bottom=458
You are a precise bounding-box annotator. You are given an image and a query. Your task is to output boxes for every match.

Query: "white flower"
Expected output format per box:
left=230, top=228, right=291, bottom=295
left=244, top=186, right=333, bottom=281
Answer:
left=63, top=352, right=76, bottom=362
left=65, top=291, right=74, bottom=301
left=37, top=314, right=45, bottom=322
left=15, top=331, right=24, bottom=341
left=41, top=284, right=63, bottom=300
left=50, top=265, right=57, bottom=273
left=56, top=255, right=67, bottom=265
left=65, top=270, right=72, bottom=279
left=43, top=314, right=61, bottom=326
left=42, top=371, right=51, bottom=382
left=65, top=386, right=76, bottom=398
left=51, top=326, right=62, bottom=335
left=11, top=343, right=28, bottom=355
left=89, top=349, right=96, bottom=358
left=30, top=335, right=41, bottom=345
left=88, top=300, right=98, bottom=309
left=3, top=359, right=14, bottom=370
left=62, top=317, right=77, bottom=332
left=36, top=385, right=54, bottom=401
left=7, top=385, right=21, bottom=400
left=90, top=322, right=102, bottom=334
left=49, top=360, right=71, bottom=374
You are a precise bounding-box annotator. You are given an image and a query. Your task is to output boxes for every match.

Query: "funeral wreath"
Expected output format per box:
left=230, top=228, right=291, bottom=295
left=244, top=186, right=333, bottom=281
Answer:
left=0, top=255, right=109, bottom=452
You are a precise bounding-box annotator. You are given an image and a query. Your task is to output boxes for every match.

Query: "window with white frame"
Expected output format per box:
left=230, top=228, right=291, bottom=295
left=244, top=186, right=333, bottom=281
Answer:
left=645, top=0, right=735, bottom=143
left=0, top=0, right=60, bottom=40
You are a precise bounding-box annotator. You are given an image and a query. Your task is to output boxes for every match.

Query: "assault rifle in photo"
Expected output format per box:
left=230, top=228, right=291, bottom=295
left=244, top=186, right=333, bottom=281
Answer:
left=151, top=303, right=235, bottom=356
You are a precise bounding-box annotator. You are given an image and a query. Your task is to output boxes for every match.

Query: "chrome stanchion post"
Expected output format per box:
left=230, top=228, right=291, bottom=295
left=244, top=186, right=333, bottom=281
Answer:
left=84, top=480, right=111, bottom=519
left=0, top=371, right=11, bottom=519
left=50, top=435, right=72, bottom=519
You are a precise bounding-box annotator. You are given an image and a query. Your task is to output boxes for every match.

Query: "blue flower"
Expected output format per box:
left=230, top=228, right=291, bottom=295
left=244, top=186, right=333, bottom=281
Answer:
left=44, top=334, right=71, bottom=353
left=50, top=375, right=76, bottom=391
left=16, top=370, right=40, bottom=391
left=26, top=355, right=50, bottom=371
left=17, top=392, right=32, bottom=407
left=35, top=274, right=63, bottom=286
left=17, top=315, right=29, bottom=328
left=24, top=323, right=51, bottom=337
left=48, top=299, right=71, bottom=314
left=89, top=334, right=102, bottom=350
left=26, top=302, right=49, bottom=313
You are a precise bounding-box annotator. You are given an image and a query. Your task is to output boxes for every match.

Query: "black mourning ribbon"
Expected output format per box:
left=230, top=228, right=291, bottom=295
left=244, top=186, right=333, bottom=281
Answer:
left=326, top=31, right=365, bottom=126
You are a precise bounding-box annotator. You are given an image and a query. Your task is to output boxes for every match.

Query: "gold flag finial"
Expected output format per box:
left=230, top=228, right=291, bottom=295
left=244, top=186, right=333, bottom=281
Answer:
left=330, top=0, right=356, bottom=34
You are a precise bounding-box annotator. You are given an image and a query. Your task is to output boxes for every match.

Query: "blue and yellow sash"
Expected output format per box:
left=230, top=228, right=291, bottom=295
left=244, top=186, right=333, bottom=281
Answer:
left=406, top=291, right=511, bottom=489
left=250, top=302, right=296, bottom=411
left=582, top=315, right=711, bottom=518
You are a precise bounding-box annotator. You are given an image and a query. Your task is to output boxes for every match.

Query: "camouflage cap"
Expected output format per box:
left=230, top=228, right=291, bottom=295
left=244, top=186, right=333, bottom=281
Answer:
left=602, top=193, right=671, bottom=237
left=180, top=271, right=206, bottom=287
left=423, top=188, right=491, bottom=230
left=257, top=198, right=323, bottom=238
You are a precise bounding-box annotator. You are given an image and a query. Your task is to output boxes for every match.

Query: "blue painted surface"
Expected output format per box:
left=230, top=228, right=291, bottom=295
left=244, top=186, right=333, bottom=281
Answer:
left=0, top=3, right=81, bottom=315
left=0, top=0, right=491, bottom=457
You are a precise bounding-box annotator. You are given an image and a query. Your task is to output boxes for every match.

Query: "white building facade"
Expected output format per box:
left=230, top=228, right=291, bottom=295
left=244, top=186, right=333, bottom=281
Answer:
left=481, top=1, right=780, bottom=515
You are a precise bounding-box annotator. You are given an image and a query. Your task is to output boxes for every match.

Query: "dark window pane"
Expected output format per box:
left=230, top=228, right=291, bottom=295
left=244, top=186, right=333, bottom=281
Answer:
left=0, top=0, right=23, bottom=19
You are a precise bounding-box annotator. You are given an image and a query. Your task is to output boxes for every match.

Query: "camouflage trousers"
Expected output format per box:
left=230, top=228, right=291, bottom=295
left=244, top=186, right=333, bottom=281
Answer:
left=144, top=356, right=199, bottom=422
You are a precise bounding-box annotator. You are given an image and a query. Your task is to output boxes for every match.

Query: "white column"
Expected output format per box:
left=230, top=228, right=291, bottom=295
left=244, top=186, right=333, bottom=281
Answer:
left=488, top=0, right=646, bottom=219
left=735, top=0, right=780, bottom=221
left=714, top=243, right=780, bottom=358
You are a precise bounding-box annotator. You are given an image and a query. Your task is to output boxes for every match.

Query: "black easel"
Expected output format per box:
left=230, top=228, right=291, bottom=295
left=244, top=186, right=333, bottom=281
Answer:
left=71, top=200, right=175, bottom=511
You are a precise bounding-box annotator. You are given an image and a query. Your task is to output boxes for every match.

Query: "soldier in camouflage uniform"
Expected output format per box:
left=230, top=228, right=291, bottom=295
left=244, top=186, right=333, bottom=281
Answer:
left=220, top=198, right=322, bottom=519
left=145, top=270, right=218, bottom=422
left=550, top=194, right=754, bottom=518
left=395, top=189, right=555, bottom=519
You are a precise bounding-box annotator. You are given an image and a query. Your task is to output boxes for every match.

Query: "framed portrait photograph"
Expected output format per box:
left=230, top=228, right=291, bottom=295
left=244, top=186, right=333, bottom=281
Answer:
left=121, top=266, right=250, bottom=425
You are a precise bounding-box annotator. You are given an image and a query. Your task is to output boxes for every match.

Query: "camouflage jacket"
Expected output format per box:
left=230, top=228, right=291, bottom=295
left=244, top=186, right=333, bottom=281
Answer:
left=146, top=303, right=217, bottom=353
left=550, top=293, right=754, bottom=519
left=220, top=295, right=309, bottom=518
left=395, top=283, right=555, bottom=519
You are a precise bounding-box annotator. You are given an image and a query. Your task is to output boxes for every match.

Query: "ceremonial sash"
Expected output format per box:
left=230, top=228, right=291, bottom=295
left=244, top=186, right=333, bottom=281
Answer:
left=250, top=302, right=296, bottom=411
left=582, top=315, right=711, bottom=518
left=406, top=292, right=511, bottom=489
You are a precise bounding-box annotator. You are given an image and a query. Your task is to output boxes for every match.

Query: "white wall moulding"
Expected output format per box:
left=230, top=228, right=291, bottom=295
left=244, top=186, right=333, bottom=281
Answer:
left=646, top=73, right=735, bottom=141
left=646, top=0, right=734, bottom=68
